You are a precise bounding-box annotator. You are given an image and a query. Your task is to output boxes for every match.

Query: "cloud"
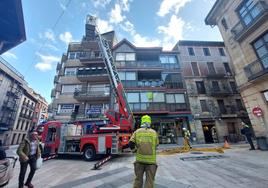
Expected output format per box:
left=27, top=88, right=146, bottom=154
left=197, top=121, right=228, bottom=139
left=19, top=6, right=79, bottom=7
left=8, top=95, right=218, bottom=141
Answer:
left=2, top=52, right=18, bottom=59
left=45, top=44, right=60, bottom=51
left=158, top=15, right=185, bottom=44
left=120, top=21, right=135, bottom=35
left=39, top=29, right=55, bottom=42
left=98, top=18, right=113, bottom=33
left=93, top=0, right=111, bottom=8
left=120, top=0, right=132, bottom=12
left=133, top=34, right=161, bottom=47
left=109, top=4, right=125, bottom=24
left=59, top=31, right=74, bottom=45
left=35, top=53, right=60, bottom=72
left=157, top=0, right=192, bottom=17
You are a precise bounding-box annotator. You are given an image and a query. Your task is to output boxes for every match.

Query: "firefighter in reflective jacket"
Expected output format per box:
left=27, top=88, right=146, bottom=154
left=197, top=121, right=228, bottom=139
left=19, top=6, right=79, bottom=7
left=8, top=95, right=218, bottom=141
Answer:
left=129, top=115, right=159, bottom=188
left=183, top=127, right=191, bottom=149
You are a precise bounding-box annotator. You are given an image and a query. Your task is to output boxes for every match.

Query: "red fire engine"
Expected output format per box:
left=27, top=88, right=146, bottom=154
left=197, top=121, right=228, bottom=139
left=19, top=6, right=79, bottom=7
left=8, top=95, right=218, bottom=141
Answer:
left=37, top=15, right=134, bottom=161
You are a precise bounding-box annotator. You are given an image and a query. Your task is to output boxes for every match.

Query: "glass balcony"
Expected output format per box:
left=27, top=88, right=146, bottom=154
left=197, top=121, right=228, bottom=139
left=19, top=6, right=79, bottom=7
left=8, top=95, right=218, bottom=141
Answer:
left=231, top=1, right=268, bottom=41
left=76, top=68, right=109, bottom=82
left=244, top=56, right=268, bottom=81
left=74, top=87, right=110, bottom=101
left=129, top=102, right=188, bottom=112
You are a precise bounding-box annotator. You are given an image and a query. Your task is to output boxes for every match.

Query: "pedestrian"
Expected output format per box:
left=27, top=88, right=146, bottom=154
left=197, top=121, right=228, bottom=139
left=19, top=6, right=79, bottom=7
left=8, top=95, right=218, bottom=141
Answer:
left=241, top=123, right=255, bottom=150
left=17, top=131, right=41, bottom=188
left=128, top=115, right=159, bottom=188
left=183, top=127, right=192, bottom=149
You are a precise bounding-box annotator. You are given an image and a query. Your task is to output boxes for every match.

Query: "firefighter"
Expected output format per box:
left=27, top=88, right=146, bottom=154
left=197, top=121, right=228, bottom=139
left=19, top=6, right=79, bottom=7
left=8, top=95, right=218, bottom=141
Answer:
left=128, top=115, right=159, bottom=188
left=241, top=123, right=255, bottom=150
left=183, top=127, right=192, bottom=149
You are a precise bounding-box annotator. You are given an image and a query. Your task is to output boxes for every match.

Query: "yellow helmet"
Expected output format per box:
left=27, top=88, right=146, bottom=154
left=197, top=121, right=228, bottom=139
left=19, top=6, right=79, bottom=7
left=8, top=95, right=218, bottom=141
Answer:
left=141, top=115, right=151, bottom=124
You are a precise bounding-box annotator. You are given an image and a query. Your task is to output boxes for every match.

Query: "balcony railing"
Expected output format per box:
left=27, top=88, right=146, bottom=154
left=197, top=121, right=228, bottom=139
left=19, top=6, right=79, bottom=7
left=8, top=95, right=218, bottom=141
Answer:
left=129, top=102, right=188, bottom=112
left=122, top=80, right=184, bottom=89
left=231, top=1, right=268, bottom=41
left=206, top=73, right=226, bottom=79
left=244, top=56, right=268, bottom=81
left=209, top=87, right=232, bottom=96
left=56, top=62, right=61, bottom=71
left=54, top=75, right=59, bottom=84
left=74, top=88, right=110, bottom=101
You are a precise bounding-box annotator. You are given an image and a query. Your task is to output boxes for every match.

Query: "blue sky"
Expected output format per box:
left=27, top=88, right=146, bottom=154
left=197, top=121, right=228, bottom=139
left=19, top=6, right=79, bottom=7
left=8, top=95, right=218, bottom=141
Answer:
left=1, top=0, right=221, bottom=103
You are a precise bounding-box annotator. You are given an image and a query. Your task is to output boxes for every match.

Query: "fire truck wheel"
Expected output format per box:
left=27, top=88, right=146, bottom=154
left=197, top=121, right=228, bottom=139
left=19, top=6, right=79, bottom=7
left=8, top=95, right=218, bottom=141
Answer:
left=83, top=146, right=96, bottom=161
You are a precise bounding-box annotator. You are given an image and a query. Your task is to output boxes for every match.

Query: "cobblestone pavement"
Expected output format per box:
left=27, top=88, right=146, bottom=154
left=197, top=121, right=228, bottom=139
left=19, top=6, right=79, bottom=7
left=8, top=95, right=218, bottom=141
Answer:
left=7, top=145, right=268, bottom=188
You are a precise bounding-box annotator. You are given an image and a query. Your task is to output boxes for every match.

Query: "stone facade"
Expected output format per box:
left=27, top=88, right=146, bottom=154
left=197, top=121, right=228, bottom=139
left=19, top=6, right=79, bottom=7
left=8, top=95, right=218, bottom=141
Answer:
left=206, top=0, right=268, bottom=140
left=175, top=41, right=249, bottom=143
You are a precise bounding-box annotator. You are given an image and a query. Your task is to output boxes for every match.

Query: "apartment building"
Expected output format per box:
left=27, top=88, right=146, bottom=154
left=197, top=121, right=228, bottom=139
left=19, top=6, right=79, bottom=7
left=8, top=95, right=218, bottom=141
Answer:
left=50, top=16, right=116, bottom=123
left=174, top=41, right=250, bottom=143
left=0, top=57, right=24, bottom=145
left=32, top=92, right=48, bottom=126
left=113, top=39, right=191, bottom=144
left=11, top=87, right=38, bottom=145
left=205, top=0, right=268, bottom=143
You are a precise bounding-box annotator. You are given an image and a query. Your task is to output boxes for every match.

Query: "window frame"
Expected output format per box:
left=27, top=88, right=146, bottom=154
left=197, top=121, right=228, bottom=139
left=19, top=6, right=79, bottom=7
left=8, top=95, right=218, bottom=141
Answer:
left=252, top=31, right=268, bottom=69
left=187, top=47, right=195, bottom=56
left=191, top=62, right=200, bottom=76
left=200, top=100, right=209, bottom=112
left=218, top=48, right=226, bottom=56
left=203, top=48, right=211, bottom=56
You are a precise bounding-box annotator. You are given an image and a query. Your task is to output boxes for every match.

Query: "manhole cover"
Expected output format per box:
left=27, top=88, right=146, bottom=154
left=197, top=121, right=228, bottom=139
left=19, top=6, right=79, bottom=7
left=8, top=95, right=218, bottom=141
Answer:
left=180, top=155, right=227, bottom=161
left=190, top=152, right=203, bottom=154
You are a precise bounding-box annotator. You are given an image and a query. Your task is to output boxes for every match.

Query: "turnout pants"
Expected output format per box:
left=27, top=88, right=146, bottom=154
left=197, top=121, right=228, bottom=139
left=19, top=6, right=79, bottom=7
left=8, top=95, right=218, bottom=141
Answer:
left=133, top=161, right=157, bottom=188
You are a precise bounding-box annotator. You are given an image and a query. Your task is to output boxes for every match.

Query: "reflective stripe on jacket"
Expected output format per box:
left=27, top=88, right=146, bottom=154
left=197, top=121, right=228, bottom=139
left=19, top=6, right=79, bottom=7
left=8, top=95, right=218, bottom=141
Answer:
left=129, top=127, right=159, bottom=164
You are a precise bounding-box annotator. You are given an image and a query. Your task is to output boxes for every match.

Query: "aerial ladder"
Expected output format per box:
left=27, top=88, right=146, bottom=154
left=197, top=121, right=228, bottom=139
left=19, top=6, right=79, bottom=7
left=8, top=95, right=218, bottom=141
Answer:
left=88, top=15, right=134, bottom=134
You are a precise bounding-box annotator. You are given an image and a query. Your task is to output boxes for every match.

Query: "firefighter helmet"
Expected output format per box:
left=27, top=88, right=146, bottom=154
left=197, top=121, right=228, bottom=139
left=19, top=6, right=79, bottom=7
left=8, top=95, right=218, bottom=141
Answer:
left=141, top=115, right=151, bottom=124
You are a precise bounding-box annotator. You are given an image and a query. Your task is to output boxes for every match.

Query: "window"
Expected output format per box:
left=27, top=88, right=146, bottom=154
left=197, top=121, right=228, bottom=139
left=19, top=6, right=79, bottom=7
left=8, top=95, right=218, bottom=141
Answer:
left=115, top=53, right=135, bottom=61
left=217, top=100, right=226, bottom=113
left=175, top=94, right=185, bottom=103
left=196, top=81, right=206, bottom=94
left=188, top=47, right=195, bottom=56
left=65, top=68, right=76, bottom=76
left=127, top=93, right=139, bottom=103
left=166, top=94, right=185, bottom=104
left=238, top=0, right=262, bottom=26
left=221, top=18, right=228, bottom=30
left=264, top=90, right=268, bottom=102
left=212, top=81, right=220, bottom=91
left=230, top=81, right=238, bottom=93
left=16, top=120, right=21, bottom=130
left=203, top=48, right=211, bottom=56
left=223, top=62, right=232, bottom=75
left=200, top=100, right=208, bottom=112
left=253, top=32, right=268, bottom=69
left=236, top=99, right=244, bottom=110
left=207, top=62, right=216, bottom=74
left=118, top=72, right=136, bottom=80
left=160, top=55, right=177, bottom=64
left=62, top=85, right=82, bottom=93
left=218, top=48, right=226, bottom=56
left=68, top=52, right=76, bottom=59
left=191, top=62, right=200, bottom=76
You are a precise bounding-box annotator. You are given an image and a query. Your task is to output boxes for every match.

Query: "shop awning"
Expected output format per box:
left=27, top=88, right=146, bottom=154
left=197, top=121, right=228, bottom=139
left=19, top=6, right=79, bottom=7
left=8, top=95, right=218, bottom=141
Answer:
left=0, top=0, right=26, bottom=54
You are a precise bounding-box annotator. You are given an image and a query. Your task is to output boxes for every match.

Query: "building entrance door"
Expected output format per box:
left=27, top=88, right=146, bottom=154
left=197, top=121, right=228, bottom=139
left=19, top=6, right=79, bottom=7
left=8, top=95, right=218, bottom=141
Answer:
left=159, top=122, right=176, bottom=144
left=202, top=123, right=214, bottom=143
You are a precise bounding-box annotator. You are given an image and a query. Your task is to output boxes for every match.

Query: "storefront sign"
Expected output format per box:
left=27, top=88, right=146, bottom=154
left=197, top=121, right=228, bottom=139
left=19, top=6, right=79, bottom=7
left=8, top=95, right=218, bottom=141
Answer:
left=86, top=108, right=101, bottom=115
left=252, top=107, right=263, bottom=117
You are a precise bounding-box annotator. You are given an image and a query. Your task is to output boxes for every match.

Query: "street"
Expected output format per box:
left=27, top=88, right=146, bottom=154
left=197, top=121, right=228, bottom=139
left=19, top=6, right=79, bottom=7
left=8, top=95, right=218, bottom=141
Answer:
left=6, top=144, right=268, bottom=188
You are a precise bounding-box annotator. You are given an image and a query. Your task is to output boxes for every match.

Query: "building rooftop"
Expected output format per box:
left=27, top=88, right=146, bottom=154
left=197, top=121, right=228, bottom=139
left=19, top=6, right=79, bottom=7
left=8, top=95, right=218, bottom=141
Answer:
left=177, top=40, right=225, bottom=47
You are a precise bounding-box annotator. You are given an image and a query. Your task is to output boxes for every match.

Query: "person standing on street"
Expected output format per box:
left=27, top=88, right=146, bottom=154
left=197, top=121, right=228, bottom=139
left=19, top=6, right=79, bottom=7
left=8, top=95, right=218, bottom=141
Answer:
left=128, top=115, right=159, bottom=188
left=17, top=131, right=41, bottom=188
left=241, top=123, right=255, bottom=150
left=183, top=127, right=192, bottom=149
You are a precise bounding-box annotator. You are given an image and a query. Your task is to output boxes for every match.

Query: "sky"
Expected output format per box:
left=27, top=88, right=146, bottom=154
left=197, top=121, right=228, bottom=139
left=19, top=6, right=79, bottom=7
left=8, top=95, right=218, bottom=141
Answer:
left=0, top=0, right=221, bottom=104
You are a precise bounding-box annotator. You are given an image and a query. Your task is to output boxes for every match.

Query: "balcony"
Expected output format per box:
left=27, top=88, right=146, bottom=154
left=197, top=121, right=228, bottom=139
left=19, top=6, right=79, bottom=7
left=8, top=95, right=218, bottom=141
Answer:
left=51, top=89, right=56, bottom=98
left=129, top=103, right=188, bottom=113
left=56, top=62, right=61, bottom=71
left=116, top=61, right=162, bottom=69
left=76, top=68, right=109, bottom=82
left=54, top=75, right=59, bottom=84
left=6, top=90, right=21, bottom=99
left=122, top=80, right=184, bottom=89
left=231, top=1, right=268, bottom=42
left=74, top=88, right=110, bottom=101
left=206, top=73, right=226, bottom=79
left=209, top=87, right=232, bottom=97
left=244, top=56, right=268, bottom=81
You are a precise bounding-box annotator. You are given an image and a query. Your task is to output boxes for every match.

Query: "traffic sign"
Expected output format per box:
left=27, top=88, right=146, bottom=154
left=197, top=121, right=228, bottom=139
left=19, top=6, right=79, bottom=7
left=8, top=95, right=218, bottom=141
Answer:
left=252, top=107, right=263, bottom=117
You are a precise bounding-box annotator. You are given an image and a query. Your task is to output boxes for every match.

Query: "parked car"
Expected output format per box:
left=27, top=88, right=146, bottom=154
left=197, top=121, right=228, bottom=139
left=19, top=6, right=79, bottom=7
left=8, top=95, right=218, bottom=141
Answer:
left=0, top=156, right=17, bottom=187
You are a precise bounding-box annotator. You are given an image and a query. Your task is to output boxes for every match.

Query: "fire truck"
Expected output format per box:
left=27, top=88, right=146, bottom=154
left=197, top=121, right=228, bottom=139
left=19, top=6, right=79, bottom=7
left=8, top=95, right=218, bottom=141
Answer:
left=37, top=15, right=134, bottom=161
